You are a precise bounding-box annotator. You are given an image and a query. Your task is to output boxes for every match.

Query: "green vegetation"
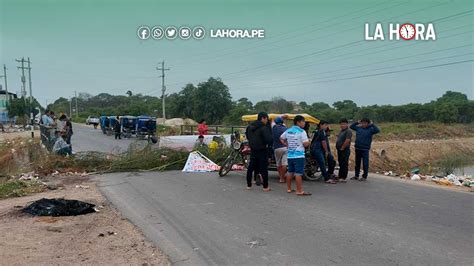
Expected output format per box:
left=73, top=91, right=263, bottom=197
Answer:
left=6, top=97, right=42, bottom=125
left=0, top=179, right=46, bottom=199
left=437, top=153, right=473, bottom=176
left=46, top=76, right=472, bottom=126
left=372, top=122, right=474, bottom=141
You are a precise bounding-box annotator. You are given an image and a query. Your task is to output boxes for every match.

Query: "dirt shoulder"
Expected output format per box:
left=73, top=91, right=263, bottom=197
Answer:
left=0, top=176, right=170, bottom=265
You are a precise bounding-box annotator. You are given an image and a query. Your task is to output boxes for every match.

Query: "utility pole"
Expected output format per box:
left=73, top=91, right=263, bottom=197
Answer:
left=27, top=58, right=32, bottom=106
left=69, top=97, right=72, bottom=118
left=75, top=91, right=78, bottom=118
left=15, top=58, right=27, bottom=102
left=0, top=65, right=8, bottom=103
left=156, top=61, right=170, bottom=119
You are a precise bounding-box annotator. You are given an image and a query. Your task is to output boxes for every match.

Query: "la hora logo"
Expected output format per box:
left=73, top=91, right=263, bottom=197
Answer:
left=365, top=23, right=436, bottom=41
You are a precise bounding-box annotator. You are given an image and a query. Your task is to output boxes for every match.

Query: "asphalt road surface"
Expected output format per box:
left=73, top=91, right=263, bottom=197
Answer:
left=96, top=171, right=473, bottom=266
left=72, top=123, right=146, bottom=153
left=71, top=123, right=473, bottom=265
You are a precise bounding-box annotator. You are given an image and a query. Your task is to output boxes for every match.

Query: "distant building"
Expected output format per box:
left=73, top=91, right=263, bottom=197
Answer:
left=0, top=89, right=18, bottom=123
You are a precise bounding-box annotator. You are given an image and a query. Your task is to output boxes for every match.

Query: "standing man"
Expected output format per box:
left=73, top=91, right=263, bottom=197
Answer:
left=335, top=118, right=352, bottom=182
left=280, top=115, right=312, bottom=196
left=272, top=116, right=288, bottom=183
left=245, top=112, right=272, bottom=191
left=310, top=120, right=337, bottom=184
left=66, top=116, right=73, bottom=145
left=114, top=116, right=122, bottom=140
left=350, top=118, right=380, bottom=181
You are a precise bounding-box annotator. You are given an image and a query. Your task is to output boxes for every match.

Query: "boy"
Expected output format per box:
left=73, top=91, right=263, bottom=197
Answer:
left=280, top=115, right=311, bottom=196
left=350, top=118, right=380, bottom=181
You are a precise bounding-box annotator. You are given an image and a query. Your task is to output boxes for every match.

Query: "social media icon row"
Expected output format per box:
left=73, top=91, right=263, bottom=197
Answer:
left=137, top=26, right=205, bottom=40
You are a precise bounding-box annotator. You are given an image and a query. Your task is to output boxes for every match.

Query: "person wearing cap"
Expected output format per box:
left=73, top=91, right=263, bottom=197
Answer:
left=272, top=116, right=288, bottom=183
left=310, top=120, right=337, bottom=184
left=350, top=118, right=380, bottom=181
left=245, top=112, right=273, bottom=191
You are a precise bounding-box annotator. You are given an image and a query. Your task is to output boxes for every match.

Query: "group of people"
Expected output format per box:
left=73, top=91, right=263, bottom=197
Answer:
left=245, top=112, right=380, bottom=196
left=40, top=109, right=74, bottom=156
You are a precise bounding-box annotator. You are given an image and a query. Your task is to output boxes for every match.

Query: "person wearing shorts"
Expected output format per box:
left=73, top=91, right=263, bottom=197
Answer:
left=272, top=116, right=288, bottom=183
left=280, top=115, right=311, bottom=196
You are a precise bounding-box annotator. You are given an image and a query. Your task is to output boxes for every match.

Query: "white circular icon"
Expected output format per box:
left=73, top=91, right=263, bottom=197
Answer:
left=137, top=26, right=150, bottom=40
left=192, top=26, right=205, bottom=40
left=151, top=26, right=164, bottom=39
left=179, top=26, right=192, bottom=40
left=165, top=26, right=178, bottom=40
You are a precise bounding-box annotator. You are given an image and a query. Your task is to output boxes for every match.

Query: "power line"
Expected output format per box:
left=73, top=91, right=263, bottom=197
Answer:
left=245, top=28, right=473, bottom=88
left=235, top=22, right=474, bottom=80
left=170, top=0, right=391, bottom=63
left=175, top=1, right=410, bottom=69
left=166, top=8, right=472, bottom=88
left=237, top=58, right=473, bottom=90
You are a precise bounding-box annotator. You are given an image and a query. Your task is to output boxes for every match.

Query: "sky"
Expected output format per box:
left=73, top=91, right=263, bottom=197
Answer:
left=0, top=0, right=473, bottom=108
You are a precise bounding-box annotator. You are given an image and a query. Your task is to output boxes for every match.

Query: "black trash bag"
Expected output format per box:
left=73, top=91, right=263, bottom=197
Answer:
left=23, top=198, right=96, bottom=216
left=151, top=135, right=158, bottom=144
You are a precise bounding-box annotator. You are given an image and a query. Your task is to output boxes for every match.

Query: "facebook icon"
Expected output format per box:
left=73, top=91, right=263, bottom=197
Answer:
left=137, top=26, right=150, bottom=40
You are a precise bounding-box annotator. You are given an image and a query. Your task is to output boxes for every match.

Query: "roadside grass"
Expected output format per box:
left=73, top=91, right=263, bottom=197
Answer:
left=436, top=153, right=474, bottom=176
left=327, top=122, right=474, bottom=141
left=0, top=179, right=46, bottom=199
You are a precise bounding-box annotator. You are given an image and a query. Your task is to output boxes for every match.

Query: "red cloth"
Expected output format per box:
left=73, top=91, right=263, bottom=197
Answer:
left=198, top=123, right=208, bottom=135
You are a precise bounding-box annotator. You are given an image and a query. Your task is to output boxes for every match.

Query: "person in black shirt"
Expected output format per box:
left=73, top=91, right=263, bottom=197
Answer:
left=245, top=112, right=272, bottom=191
left=335, top=118, right=352, bottom=182
left=114, top=116, right=121, bottom=140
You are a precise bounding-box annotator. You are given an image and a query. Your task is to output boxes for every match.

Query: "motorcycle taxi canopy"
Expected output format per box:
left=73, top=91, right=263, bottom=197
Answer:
left=241, top=113, right=320, bottom=125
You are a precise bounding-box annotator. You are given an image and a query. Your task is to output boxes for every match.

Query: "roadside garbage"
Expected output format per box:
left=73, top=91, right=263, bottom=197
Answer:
left=23, top=198, right=96, bottom=216
left=411, top=174, right=421, bottom=181
left=411, top=167, right=420, bottom=174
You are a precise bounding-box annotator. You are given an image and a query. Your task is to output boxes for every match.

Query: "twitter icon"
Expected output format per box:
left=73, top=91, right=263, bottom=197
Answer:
left=165, top=26, right=178, bottom=40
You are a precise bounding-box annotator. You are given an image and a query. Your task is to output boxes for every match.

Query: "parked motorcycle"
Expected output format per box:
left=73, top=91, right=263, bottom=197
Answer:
left=218, top=132, right=251, bottom=177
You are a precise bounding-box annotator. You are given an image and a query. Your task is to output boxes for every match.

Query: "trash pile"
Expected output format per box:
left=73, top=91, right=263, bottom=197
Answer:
left=383, top=168, right=473, bottom=188
left=23, top=198, right=96, bottom=216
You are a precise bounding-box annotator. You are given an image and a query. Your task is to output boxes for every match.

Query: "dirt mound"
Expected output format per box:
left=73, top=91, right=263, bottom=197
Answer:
left=340, top=138, right=474, bottom=174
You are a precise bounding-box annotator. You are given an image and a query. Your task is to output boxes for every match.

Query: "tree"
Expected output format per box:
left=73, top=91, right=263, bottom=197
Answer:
left=436, top=91, right=468, bottom=104
left=237, top=97, right=253, bottom=111
left=332, top=100, right=358, bottom=119
left=191, top=78, right=232, bottom=124
left=434, top=102, right=459, bottom=123
left=126, top=90, right=133, bottom=97
left=6, top=98, right=28, bottom=118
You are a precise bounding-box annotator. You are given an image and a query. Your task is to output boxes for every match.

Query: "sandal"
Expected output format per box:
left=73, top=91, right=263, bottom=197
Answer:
left=296, top=191, right=312, bottom=196
left=325, top=180, right=337, bottom=184
left=338, top=179, right=347, bottom=183
left=279, top=180, right=286, bottom=183
left=287, top=189, right=295, bottom=193
left=263, top=187, right=272, bottom=192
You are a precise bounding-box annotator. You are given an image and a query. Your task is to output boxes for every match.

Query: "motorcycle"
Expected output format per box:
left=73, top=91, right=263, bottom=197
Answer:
left=218, top=132, right=251, bottom=177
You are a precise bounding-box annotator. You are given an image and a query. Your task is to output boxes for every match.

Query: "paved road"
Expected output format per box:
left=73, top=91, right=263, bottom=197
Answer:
left=71, top=123, right=146, bottom=153
left=96, top=171, right=473, bottom=266
left=73, top=122, right=473, bottom=265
